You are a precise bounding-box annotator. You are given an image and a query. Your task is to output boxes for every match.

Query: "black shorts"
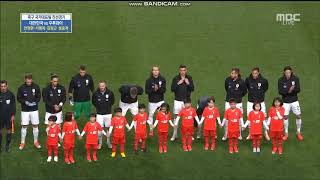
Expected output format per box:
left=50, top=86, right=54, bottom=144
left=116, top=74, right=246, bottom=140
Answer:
left=0, top=119, right=12, bottom=129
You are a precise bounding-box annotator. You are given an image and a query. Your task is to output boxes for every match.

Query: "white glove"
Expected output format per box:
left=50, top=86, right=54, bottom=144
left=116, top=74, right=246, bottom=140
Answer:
left=69, top=100, right=74, bottom=106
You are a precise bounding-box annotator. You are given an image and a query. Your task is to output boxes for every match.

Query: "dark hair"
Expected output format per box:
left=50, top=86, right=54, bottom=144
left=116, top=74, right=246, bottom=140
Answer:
left=64, top=112, right=73, bottom=122
left=24, top=73, right=33, bottom=79
left=183, top=98, right=192, bottom=104
left=253, top=102, right=262, bottom=111
left=0, top=80, right=7, bottom=85
left=90, top=113, right=96, bottom=118
left=48, top=115, right=57, bottom=122
left=252, top=67, right=260, bottom=72
left=114, top=107, right=122, bottom=113
left=207, top=96, right=215, bottom=103
left=272, top=97, right=283, bottom=107
left=138, top=103, right=146, bottom=109
left=50, top=73, right=59, bottom=80
left=80, top=65, right=86, bottom=71
left=231, top=68, right=241, bottom=77
left=130, top=87, right=138, bottom=97
left=179, top=64, right=187, bottom=69
left=228, top=98, right=236, bottom=104
left=283, top=65, right=292, bottom=72
left=160, top=103, right=170, bottom=114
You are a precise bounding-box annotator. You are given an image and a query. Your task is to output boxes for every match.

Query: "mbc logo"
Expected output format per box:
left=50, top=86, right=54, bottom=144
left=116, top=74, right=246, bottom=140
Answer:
left=276, top=13, right=300, bottom=25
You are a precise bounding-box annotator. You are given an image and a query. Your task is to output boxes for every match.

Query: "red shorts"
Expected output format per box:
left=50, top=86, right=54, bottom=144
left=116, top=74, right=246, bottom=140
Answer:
left=135, top=132, right=147, bottom=140
left=227, top=131, right=239, bottom=139
left=181, top=126, right=194, bottom=136
left=63, top=143, right=74, bottom=149
left=269, top=131, right=283, bottom=138
left=113, top=136, right=126, bottom=144
left=85, top=144, right=98, bottom=150
left=250, top=134, right=262, bottom=139
left=203, top=129, right=216, bottom=137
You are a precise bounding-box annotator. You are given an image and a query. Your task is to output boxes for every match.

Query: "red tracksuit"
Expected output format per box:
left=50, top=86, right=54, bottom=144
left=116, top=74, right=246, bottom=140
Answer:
left=247, top=111, right=265, bottom=149
left=202, top=106, right=220, bottom=150
left=133, top=112, right=148, bottom=151
left=62, top=120, right=79, bottom=162
left=224, top=108, right=242, bottom=153
left=111, top=116, right=127, bottom=153
left=83, top=121, right=103, bottom=161
left=179, top=107, right=197, bottom=150
left=156, top=111, right=172, bottom=152
left=47, top=125, right=60, bottom=157
left=269, top=106, right=285, bottom=154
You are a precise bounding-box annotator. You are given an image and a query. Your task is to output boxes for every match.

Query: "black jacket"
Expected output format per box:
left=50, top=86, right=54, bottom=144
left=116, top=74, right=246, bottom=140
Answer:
left=145, top=75, right=166, bottom=103
left=278, top=75, right=300, bottom=103
left=171, top=74, right=194, bottom=101
left=68, top=74, right=94, bottom=102
left=0, top=90, right=16, bottom=121
left=92, top=89, right=115, bottom=115
left=119, top=84, right=143, bottom=103
left=245, top=74, right=269, bottom=103
left=42, top=84, right=66, bottom=113
left=17, top=83, right=41, bottom=112
left=196, top=96, right=210, bottom=116
left=225, top=77, right=247, bottom=103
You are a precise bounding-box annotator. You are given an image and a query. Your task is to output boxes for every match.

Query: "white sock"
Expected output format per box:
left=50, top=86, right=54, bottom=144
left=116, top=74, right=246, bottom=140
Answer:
left=32, top=127, right=39, bottom=142
left=21, top=127, right=27, bottom=144
left=296, top=118, right=302, bottom=133
left=98, top=132, right=103, bottom=145
left=284, top=119, right=289, bottom=134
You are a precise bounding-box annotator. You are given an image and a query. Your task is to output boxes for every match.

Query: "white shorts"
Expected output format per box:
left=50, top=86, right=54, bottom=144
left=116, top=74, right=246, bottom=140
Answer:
left=173, top=100, right=184, bottom=115
left=225, top=102, right=243, bottom=113
left=96, top=114, right=112, bottom=127
left=45, top=111, right=63, bottom=125
left=284, top=101, right=301, bottom=116
left=119, top=100, right=138, bottom=116
left=148, top=101, right=164, bottom=124
left=21, top=111, right=39, bottom=126
left=247, top=101, right=267, bottom=116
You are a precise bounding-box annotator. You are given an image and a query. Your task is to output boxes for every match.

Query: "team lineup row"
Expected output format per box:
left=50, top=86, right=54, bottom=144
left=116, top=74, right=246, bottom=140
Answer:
left=0, top=65, right=303, bottom=160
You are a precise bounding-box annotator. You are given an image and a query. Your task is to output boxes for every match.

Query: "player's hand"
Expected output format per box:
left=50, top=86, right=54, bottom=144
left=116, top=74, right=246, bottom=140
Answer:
left=54, top=105, right=60, bottom=112
left=69, top=100, right=74, bottom=106
left=177, top=78, right=185, bottom=85
left=154, top=84, right=159, bottom=91
left=78, top=136, right=82, bottom=140
left=184, top=78, right=190, bottom=85
left=242, top=127, right=245, bottom=131
left=288, top=85, right=295, bottom=93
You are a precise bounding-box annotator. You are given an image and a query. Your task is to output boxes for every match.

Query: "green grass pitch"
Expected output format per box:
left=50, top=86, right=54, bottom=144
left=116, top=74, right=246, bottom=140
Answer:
left=1, top=1, right=320, bottom=180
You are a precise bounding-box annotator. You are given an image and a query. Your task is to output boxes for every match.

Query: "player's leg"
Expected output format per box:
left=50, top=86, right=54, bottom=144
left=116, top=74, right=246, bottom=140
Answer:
left=92, top=144, right=98, bottom=161
left=64, top=144, right=70, bottom=164
left=129, top=101, right=139, bottom=116
left=181, top=127, right=187, bottom=151
left=292, top=101, right=303, bottom=141
left=158, top=132, right=163, bottom=153
left=133, top=134, right=139, bottom=153
left=141, top=136, right=146, bottom=152
left=187, top=128, right=193, bottom=151
left=283, top=103, right=291, bottom=141
left=96, top=114, right=104, bottom=149
left=86, top=144, right=92, bottom=162
left=69, top=146, right=75, bottom=163
left=47, top=145, right=53, bottom=162
left=252, top=136, right=257, bottom=152
left=83, top=101, right=91, bottom=120
left=105, top=114, right=112, bottom=148
left=171, top=100, right=183, bottom=141
left=163, top=132, right=168, bottom=153
left=5, top=122, right=12, bottom=152
left=0, top=126, right=3, bottom=151
left=228, top=138, right=233, bottom=154
left=120, top=136, right=126, bottom=158
left=204, top=130, right=209, bottom=150
left=19, top=111, right=29, bottom=150
left=119, top=101, right=129, bottom=116
left=256, top=135, right=261, bottom=152
left=210, top=130, right=216, bottom=150
left=278, top=132, right=283, bottom=155
left=31, top=111, right=41, bottom=148
left=111, top=136, right=117, bottom=157
left=73, top=102, right=82, bottom=121
left=53, top=145, right=58, bottom=162
left=271, top=132, right=277, bottom=154
left=233, top=137, right=239, bottom=153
